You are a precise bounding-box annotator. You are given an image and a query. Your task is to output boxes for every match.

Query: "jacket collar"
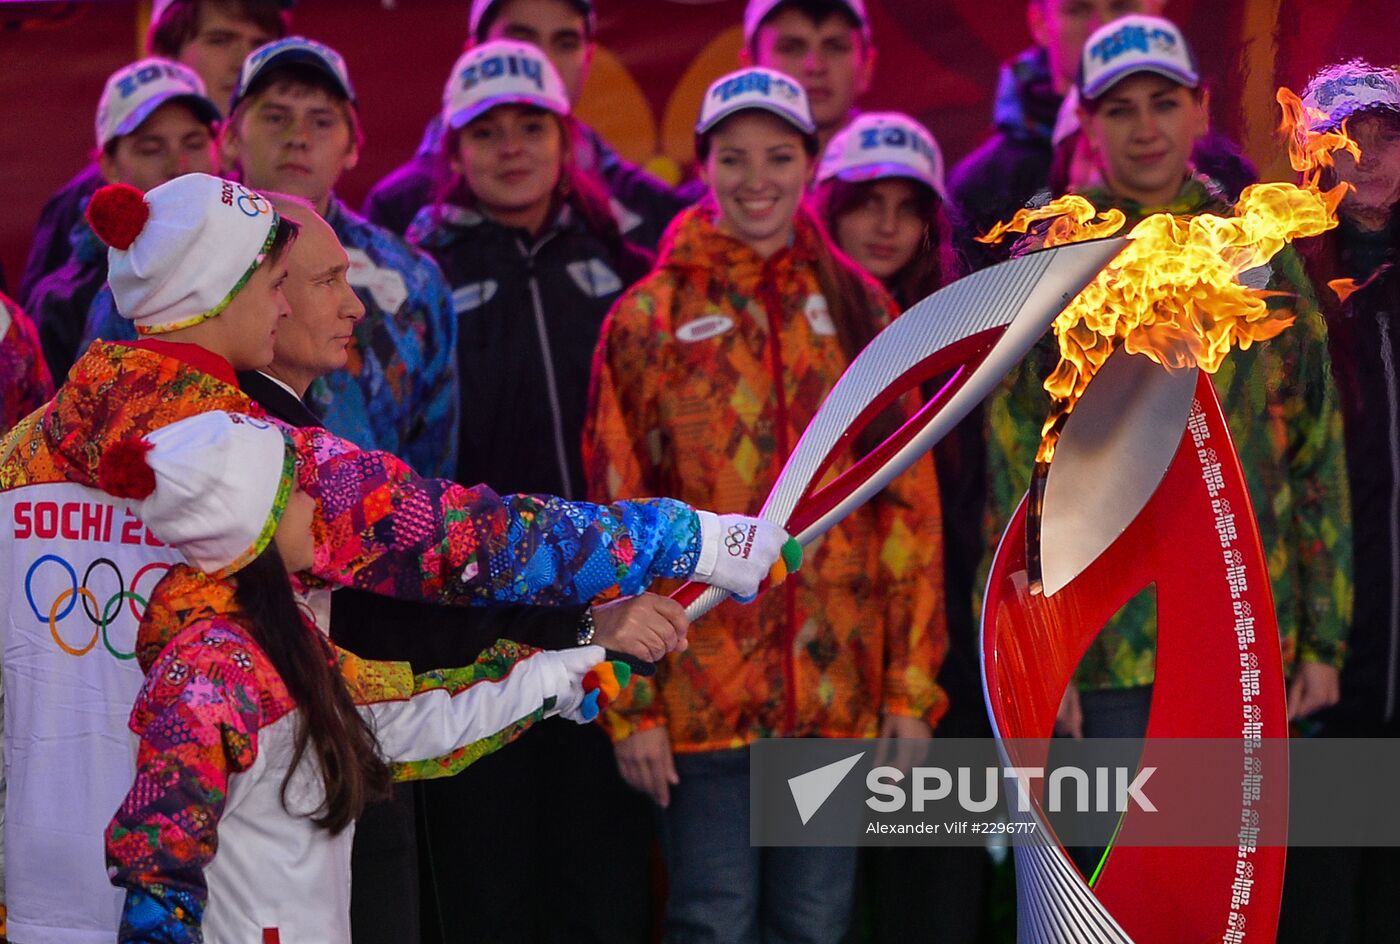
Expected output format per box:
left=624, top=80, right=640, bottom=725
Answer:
left=656, top=200, right=819, bottom=285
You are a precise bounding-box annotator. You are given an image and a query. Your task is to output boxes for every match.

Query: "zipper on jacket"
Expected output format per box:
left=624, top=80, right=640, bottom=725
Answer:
left=518, top=234, right=575, bottom=499
left=1378, top=313, right=1400, bottom=722
left=758, top=278, right=799, bottom=736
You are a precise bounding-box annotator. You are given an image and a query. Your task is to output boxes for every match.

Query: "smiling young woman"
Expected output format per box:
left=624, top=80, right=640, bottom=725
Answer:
left=584, top=67, right=949, bottom=944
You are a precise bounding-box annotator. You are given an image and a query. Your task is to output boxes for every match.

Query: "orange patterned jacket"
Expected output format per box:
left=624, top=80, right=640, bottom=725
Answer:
left=584, top=204, right=948, bottom=752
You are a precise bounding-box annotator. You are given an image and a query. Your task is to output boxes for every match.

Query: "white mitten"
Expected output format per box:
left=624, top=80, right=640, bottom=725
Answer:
left=538, top=645, right=609, bottom=723
left=691, top=511, right=794, bottom=599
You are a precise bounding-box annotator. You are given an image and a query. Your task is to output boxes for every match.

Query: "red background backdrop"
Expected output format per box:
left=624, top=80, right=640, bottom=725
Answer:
left=2, top=0, right=1397, bottom=287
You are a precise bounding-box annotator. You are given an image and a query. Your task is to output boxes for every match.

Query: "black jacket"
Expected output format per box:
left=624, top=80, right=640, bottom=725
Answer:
left=1300, top=221, right=1400, bottom=734
left=235, top=369, right=585, bottom=668
left=411, top=203, right=651, bottom=500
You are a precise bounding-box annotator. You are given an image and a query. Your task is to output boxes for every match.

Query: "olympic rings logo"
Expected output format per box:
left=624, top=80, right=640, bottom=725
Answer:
left=24, top=555, right=172, bottom=661
left=724, top=523, right=755, bottom=557
left=237, top=192, right=272, bottom=218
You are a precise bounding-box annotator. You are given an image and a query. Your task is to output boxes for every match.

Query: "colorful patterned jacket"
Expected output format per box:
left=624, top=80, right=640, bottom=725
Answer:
left=984, top=178, right=1351, bottom=690
left=0, top=339, right=704, bottom=941
left=584, top=204, right=948, bottom=751
left=79, top=196, right=461, bottom=479
left=0, top=294, right=53, bottom=437
left=107, top=566, right=589, bottom=943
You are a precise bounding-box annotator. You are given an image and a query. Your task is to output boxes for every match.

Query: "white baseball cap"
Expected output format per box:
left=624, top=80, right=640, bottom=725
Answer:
left=442, top=39, right=570, bottom=130
left=99, top=411, right=296, bottom=578
left=232, top=36, right=355, bottom=113
left=469, top=0, right=595, bottom=42
left=697, top=67, right=816, bottom=139
left=87, top=173, right=282, bottom=335
left=743, top=0, right=870, bottom=47
left=1079, top=15, right=1199, bottom=102
left=95, top=58, right=221, bottom=151
left=817, top=112, right=946, bottom=201
left=1301, top=60, right=1400, bottom=133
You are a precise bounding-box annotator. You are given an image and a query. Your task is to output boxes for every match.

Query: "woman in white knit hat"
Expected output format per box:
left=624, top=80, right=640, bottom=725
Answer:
left=0, top=171, right=796, bottom=941
left=97, top=410, right=629, bottom=942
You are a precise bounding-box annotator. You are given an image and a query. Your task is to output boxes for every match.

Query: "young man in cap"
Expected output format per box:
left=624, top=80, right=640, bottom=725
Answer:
left=985, top=18, right=1346, bottom=856
left=17, top=0, right=289, bottom=307
left=0, top=169, right=791, bottom=943
left=362, top=0, right=691, bottom=249
left=741, top=0, right=874, bottom=154
left=27, top=58, right=220, bottom=382
left=86, top=37, right=460, bottom=479
left=948, top=0, right=1255, bottom=272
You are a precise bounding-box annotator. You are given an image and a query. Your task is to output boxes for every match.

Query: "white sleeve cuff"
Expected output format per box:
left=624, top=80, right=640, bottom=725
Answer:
left=693, top=510, right=721, bottom=579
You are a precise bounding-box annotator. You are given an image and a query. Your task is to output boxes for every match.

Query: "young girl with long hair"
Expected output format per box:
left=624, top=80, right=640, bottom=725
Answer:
left=101, top=411, right=638, bottom=943
left=585, top=69, right=949, bottom=944
left=813, top=111, right=957, bottom=306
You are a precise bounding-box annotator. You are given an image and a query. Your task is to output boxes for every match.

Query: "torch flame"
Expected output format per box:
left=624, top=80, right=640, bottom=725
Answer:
left=976, top=195, right=1127, bottom=248
left=1329, top=278, right=1363, bottom=304
left=980, top=87, right=1358, bottom=464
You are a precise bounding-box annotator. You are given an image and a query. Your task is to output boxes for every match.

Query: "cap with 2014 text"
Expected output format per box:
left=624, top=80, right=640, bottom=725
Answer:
left=817, top=112, right=946, bottom=201
left=95, top=58, right=221, bottom=151
left=697, top=67, right=815, bottom=138
left=442, top=39, right=571, bottom=130
left=1078, top=15, right=1199, bottom=102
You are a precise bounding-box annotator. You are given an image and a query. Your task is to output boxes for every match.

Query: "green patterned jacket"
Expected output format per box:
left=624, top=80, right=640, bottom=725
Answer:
left=984, top=177, right=1352, bottom=690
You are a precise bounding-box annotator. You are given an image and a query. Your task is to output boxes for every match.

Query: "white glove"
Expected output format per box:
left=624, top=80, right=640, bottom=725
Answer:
left=691, top=511, right=793, bottom=599
left=537, top=644, right=609, bottom=723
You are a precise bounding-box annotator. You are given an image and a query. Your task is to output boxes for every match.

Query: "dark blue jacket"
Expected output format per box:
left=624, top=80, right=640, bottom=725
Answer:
left=26, top=207, right=106, bottom=382
left=20, top=163, right=104, bottom=306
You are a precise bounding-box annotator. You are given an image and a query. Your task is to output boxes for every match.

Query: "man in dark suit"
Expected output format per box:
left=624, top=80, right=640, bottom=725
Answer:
left=249, top=194, right=689, bottom=943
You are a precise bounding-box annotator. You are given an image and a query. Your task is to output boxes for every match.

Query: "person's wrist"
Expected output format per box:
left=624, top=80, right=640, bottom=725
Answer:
left=576, top=605, right=597, bottom=647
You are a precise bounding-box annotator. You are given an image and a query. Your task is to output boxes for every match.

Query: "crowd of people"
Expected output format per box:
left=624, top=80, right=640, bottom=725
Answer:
left=0, top=0, right=1397, bottom=942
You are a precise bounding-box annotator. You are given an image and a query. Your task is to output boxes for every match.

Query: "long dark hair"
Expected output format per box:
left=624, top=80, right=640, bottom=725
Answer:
left=813, top=177, right=958, bottom=307
left=233, top=546, right=390, bottom=834
left=433, top=110, right=649, bottom=281
left=798, top=202, right=909, bottom=459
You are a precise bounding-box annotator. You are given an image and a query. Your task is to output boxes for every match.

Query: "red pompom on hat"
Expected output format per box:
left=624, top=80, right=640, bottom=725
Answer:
left=97, top=437, right=157, bottom=499
left=85, top=183, right=151, bottom=251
